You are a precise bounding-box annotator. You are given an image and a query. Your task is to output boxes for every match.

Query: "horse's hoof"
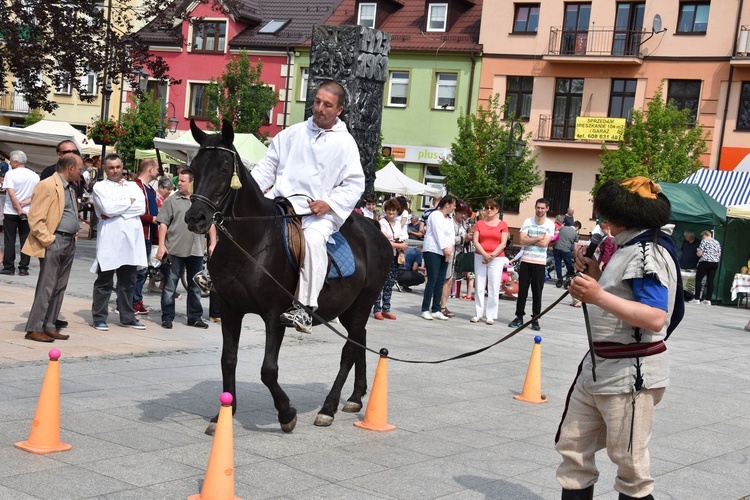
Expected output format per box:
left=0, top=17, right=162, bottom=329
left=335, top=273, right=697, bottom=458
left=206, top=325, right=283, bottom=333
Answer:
left=280, top=415, right=297, bottom=433
left=314, top=414, right=334, bottom=426
left=204, top=422, right=217, bottom=436
left=341, top=401, right=362, bottom=413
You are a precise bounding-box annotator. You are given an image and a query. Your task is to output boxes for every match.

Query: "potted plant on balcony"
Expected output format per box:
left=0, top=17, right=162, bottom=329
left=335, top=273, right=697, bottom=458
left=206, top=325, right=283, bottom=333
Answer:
left=87, top=116, right=126, bottom=146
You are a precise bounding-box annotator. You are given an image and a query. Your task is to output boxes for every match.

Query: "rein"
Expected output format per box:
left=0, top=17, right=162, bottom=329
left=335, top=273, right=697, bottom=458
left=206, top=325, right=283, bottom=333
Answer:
left=211, top=214, right=570, bottom=364
left=194, top=141, right=569, bottom=363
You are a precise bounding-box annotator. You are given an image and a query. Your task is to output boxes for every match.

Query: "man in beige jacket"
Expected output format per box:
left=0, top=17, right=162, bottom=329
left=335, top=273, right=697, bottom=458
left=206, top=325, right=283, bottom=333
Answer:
left=22, top=154, right=83, bottom=342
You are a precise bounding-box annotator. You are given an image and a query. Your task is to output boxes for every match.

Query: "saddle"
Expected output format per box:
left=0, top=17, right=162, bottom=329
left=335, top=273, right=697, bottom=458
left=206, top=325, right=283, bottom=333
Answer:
left=275, top=198, right=356, bottom=281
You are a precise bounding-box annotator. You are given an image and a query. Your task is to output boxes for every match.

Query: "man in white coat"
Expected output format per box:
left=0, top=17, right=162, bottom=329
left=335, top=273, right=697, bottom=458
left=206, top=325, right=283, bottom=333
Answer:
left=251, top=80, right=364, bottom=333
left=90, top=154, right=147, bottom=331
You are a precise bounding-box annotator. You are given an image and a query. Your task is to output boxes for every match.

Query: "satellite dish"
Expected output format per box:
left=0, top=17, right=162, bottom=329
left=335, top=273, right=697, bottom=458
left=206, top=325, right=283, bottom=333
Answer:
left=653, top=14, right=663, bottom=34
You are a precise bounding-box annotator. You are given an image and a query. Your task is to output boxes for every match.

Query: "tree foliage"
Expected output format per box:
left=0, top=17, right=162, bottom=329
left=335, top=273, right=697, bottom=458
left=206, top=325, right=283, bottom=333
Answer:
left=205, top=52, right=278, bottom=138
left=440, top=94, right=542, bottom=210
left=117, top=91, right=163, bottom=169
left=0, top=0, right=234, bottom=113
left=598, top=81, right=709, bottom=193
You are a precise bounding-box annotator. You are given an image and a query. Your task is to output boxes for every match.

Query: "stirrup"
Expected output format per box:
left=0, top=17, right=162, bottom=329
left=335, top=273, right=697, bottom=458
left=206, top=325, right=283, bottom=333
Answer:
left=280, top=305, right=313, bottom=334
left=193, top=269, right=212, bottom=293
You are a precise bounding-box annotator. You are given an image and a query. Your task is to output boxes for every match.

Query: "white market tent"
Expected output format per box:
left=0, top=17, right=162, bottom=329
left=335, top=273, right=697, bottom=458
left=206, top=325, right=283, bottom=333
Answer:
left=0, top=120, right=104, bottom=172
left=727, top=204, right=750, bottom=219
left=374, top=161, right=443, bottom=197
left=153, top=130, right=267, bottom=168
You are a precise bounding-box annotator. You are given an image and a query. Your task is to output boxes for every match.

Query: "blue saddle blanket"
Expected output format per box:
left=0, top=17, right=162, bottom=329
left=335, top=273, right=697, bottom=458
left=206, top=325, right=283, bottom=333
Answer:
left=326, top=231, right=355, bottom=279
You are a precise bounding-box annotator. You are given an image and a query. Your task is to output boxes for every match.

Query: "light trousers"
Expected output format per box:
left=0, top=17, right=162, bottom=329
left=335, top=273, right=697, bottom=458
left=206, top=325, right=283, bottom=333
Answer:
left=474, top=254, right=505, bottom=321
left=556, top=379, right=664, bottom=497
left=298, top=222, right=334, bottom=309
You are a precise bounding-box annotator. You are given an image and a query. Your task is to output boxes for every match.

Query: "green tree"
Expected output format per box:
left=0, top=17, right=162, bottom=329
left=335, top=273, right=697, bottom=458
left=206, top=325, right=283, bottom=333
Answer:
left=440, top=94, right=542, bottom=210
left=598, top=81, right=709, bottom=193
left=24, top=109, right=44, bottom=126
left=117, top=91, right=163, bottom=169
left=205, top=52, right=278, bottom=138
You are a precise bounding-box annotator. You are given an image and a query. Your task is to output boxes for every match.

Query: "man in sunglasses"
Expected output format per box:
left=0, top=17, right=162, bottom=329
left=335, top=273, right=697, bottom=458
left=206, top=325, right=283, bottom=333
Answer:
left=40, top=140, right=80, bottom=180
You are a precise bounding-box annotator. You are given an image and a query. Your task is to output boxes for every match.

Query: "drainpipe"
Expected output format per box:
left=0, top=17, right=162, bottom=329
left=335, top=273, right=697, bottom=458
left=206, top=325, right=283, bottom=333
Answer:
left=283, top=47, right=293, bottom=130
left=716, top=0, right=744, bottom=170
left=466, top=51, right=477, bottom=121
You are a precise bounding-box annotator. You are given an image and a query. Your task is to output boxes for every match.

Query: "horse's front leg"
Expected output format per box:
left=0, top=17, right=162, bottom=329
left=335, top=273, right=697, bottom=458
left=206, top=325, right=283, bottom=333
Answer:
left=260, top=315, right=297, bottom=433
left=205, top=308, right=243, bottom=436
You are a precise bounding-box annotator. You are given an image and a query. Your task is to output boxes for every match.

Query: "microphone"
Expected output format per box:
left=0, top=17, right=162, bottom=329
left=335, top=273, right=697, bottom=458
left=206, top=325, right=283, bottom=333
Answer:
left=584, top=232, right=604, bottom=259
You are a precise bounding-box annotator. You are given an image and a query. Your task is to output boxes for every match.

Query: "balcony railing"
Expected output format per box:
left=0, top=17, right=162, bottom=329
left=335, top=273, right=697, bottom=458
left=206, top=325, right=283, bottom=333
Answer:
left=0, top=92, right=30, bottom=114
left=537, top=114, right=576, bottom=141
left=547, top=26, right=643, bottom=58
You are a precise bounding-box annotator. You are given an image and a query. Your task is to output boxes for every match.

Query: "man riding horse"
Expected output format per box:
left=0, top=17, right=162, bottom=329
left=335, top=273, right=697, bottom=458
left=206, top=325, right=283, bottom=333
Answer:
left=250, top=80, right=364, bottom=333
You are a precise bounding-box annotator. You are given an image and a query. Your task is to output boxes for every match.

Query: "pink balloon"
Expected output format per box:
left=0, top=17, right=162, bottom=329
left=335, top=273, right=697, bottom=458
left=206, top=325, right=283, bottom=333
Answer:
left=49, top=348, right=61, bottom=361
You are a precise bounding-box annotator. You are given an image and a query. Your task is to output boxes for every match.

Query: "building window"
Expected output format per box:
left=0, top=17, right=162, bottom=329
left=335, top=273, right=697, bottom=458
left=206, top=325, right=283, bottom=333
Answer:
left=434, top=72, right=457, bottom=110
left=667, top=79, right=701, bottom=125
left=608, top=79, right=637, bottom=119
left=677, top=2, right=710, bottom=34
left=613, top=2, right=645, bottom=56
left=192, top=21, right=227, bottom=53
left=146, top=80, right=167, bottom=103
left=299, top=68, right=309, bottom=101
left=561, top=3, right=592, bottom=55
left=427, top=3, right=448, bottom=32
left=543, top=171, right=572, bottom=217
left=358, top=3, right=376, bottom=28
left=388, top=71, right=409, bottom=107
left=505, top=76, right=533, bottom=120
left=258, top=19, right=289, bottom=34
left=552, top=78, right=584, bottom=139
left=55, top=73, right=72, bottom=95
left=81, top=70, right=98, bottom=96
left=737, top=82, right=750, bottom=130
left=189, top=83, right=211, bottom=118
left=422, top=165, right=445, bottom=209
left=513, top=4, right=540, bottom=33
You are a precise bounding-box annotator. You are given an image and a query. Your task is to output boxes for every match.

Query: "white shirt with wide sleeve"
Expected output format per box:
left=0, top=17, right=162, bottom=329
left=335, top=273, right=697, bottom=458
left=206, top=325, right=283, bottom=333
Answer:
left=90, top=179, right=147, bottom=272
left=423, top=210, right=454, bottom=255
left=251, top=117, right=363, bottom=230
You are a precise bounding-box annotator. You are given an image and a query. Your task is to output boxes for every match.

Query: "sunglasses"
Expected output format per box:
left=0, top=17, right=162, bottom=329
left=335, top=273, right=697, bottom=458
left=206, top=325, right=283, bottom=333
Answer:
left=484, top=206, right=497, bottom=210
left=59, top=149, right=80, bottom=155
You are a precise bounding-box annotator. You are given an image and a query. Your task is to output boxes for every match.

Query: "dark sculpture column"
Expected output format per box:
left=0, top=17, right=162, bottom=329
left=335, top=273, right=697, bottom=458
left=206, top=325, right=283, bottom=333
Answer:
left=305, top=24, right=391, bottom=196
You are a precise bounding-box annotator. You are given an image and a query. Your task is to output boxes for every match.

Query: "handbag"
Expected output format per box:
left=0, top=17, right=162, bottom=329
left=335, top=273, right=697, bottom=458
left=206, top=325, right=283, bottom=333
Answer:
left=397, top=249, right=406, bottom=266
left=457, top=252, right=475, bottom=273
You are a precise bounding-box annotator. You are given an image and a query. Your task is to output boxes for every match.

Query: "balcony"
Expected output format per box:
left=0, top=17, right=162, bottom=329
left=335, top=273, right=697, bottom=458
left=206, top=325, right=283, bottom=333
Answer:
left=543, top=27, right=643, bottom=64
left=732, top=25, right=750, bottom=66
left=535, top=114, right=621, bottom=150
left=0, top=92, right=30, bottom=116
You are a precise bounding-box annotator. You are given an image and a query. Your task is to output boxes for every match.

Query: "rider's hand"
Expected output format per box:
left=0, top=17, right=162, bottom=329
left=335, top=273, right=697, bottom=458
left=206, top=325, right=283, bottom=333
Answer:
left=308, top=199, right=331, bottom=217
left=568, top=273, right=604, bottom=305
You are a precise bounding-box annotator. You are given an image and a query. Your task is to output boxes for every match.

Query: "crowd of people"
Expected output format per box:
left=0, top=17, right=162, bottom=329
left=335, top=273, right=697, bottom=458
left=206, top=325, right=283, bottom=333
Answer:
left=0, top=141, right=217, bottom=343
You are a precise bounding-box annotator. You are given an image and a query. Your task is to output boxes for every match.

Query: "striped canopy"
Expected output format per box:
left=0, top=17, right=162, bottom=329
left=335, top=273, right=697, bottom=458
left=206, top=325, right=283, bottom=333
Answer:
left=680, top=169, right=750, bottom=206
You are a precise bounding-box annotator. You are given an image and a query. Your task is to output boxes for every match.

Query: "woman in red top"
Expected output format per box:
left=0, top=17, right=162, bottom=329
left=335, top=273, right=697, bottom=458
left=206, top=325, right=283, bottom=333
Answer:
left=471, top=198, right=509, bottom=325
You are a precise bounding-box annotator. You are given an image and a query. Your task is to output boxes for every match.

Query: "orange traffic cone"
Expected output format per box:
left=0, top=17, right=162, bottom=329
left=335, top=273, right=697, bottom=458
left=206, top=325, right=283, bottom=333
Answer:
left=354, top=348, right=395, bottom=432
left=188, top=393, right=241, bottom=500
left=15, top=348, right=72, bottom=454
left=514, top=336, right=548, bottom=404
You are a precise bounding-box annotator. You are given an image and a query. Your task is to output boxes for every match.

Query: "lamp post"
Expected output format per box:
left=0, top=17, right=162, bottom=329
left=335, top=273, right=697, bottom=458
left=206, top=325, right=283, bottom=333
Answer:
left=158, top=100, right=179, bottom=138
left=500, top=118, right=526, bottom=220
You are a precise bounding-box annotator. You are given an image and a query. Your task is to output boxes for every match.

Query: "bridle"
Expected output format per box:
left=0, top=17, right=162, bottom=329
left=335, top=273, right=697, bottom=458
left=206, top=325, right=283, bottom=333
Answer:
left=189, top=144, right=241, bottom=219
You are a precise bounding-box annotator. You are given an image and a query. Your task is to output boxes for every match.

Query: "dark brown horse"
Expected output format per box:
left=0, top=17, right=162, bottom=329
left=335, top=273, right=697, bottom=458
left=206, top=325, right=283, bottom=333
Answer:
left=184, top=120, right=392, bottom=434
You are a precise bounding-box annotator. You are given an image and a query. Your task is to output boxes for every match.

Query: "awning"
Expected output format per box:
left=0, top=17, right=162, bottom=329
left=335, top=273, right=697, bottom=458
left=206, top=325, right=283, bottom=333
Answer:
left=681, top=169, right=750, bottom=206
left=374, top=161, right=443, bottom=197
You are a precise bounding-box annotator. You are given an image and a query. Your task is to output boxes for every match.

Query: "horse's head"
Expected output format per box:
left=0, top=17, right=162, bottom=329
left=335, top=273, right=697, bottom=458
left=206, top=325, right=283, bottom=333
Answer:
left=185, top=119, right=238, bottom=234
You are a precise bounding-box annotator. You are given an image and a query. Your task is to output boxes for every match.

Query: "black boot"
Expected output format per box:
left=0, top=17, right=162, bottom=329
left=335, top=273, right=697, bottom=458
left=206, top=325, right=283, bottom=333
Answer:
left=618, top=494, right=654, bottom=500
left=562, top=485, right=594, bottom=500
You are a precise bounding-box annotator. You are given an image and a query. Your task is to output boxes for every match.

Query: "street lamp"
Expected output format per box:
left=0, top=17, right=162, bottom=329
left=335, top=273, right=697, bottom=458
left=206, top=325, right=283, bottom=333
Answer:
left=500, top=118, right=526, bottom=220
left=158, top=101, right=179, bottom=138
